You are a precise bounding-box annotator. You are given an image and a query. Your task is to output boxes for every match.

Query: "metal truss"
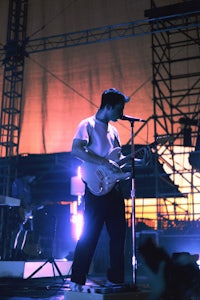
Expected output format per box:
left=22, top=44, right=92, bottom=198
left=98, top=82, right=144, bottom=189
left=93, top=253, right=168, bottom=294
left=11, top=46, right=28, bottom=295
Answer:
left=0, top=0, right=28, bottom=196
left=149, top=5, right=200, bottom=227
left=25, top=10, right=200, bottom=54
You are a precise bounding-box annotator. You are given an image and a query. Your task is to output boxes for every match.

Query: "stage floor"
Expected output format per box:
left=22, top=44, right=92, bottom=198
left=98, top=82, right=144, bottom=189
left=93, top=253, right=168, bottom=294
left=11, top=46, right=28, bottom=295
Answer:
left=0, top=275, right=150, bottom=300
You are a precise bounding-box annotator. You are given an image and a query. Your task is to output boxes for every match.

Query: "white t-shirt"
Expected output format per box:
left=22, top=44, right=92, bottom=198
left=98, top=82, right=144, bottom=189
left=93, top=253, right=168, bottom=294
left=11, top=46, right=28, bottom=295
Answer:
left=73, top=116, right=120, bottom=158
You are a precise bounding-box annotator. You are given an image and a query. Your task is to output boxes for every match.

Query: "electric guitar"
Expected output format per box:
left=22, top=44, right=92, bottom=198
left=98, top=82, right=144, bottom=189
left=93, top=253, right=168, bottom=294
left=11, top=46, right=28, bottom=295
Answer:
left=80, top=137, right=170, bottom=196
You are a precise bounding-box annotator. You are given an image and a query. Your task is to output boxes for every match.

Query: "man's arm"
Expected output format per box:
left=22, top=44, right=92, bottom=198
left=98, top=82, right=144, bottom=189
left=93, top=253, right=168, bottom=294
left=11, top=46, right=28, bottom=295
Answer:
left=72, top=138, right=110, bottom=166
left=72, top=138, right=121, bottom=174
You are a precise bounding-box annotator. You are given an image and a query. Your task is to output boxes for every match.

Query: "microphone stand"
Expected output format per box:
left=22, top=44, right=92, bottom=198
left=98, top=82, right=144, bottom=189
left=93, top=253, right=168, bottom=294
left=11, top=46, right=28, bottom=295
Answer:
left=129, top=120, right=137, bottom=284
left=121, top=115, right=145, bottom=284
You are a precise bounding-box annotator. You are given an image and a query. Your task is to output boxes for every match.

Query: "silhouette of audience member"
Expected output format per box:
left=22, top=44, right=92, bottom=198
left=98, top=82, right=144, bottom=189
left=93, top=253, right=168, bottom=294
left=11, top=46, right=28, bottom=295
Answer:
left=139, top=238, right=200, bottom=300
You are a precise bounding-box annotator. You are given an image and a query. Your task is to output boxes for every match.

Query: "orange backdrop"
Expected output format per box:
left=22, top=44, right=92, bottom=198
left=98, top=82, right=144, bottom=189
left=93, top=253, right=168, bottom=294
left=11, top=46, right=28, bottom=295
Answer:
left=0, top=0, right=181, bottom=154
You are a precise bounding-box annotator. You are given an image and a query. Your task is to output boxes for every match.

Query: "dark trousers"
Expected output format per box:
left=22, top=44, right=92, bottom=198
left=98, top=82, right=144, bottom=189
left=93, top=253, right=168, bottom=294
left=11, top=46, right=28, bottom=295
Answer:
left=70, top=184, right=126, bottom=285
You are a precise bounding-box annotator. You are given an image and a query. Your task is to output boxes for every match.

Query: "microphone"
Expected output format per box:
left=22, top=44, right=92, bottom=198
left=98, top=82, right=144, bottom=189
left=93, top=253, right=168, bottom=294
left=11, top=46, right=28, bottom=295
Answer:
left=120, top=115, right=146, bottom=122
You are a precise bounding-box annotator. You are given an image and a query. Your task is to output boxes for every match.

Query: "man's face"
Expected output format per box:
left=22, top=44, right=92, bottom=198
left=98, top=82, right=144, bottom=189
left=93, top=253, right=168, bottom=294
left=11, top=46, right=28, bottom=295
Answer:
left=108, top=102, right=125, bottom=122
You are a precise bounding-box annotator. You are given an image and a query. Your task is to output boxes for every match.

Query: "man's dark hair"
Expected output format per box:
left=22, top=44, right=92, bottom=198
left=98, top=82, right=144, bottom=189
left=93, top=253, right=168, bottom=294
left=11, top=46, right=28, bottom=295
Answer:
left=100, top=88, right=130, bottom=109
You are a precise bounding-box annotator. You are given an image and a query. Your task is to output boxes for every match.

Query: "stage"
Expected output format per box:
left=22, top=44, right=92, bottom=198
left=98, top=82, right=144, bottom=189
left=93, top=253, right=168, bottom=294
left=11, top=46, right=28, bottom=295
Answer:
left=0, top=271, right=150, bottom=300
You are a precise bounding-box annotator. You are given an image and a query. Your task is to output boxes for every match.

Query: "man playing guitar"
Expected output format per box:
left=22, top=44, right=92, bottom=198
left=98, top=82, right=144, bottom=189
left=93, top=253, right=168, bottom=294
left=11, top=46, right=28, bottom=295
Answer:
left=70, top=88, right=146, bottom=291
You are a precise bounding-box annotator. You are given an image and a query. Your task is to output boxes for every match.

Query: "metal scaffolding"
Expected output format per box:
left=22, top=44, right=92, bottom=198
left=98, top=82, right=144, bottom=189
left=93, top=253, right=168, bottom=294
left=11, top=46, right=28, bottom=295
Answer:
left=0, top=0, right=28, bottom=196
left=145, top=1, right=200, bottom=227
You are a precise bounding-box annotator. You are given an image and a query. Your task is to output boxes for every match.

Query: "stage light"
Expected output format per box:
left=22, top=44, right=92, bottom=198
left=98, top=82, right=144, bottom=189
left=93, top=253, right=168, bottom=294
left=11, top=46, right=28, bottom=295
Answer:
left=70, top=166, right=85, bottom=241
left=70, top=166, right=85, bottom=196
left=75, top=212, right=84, bottom=241
left=197, top=258, right=200, bottom=270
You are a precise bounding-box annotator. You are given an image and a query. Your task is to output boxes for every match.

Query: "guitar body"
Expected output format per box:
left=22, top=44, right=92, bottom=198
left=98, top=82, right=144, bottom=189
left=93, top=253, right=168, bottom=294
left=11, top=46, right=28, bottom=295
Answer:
left=80, top=148, right=131, bottom=196
left=80, top=137, right=170, bottom=196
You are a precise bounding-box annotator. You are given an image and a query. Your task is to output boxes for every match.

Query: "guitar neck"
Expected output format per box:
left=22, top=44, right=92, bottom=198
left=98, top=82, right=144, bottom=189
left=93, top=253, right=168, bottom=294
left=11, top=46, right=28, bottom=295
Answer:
left=117, top=141, right=157, bottom=166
